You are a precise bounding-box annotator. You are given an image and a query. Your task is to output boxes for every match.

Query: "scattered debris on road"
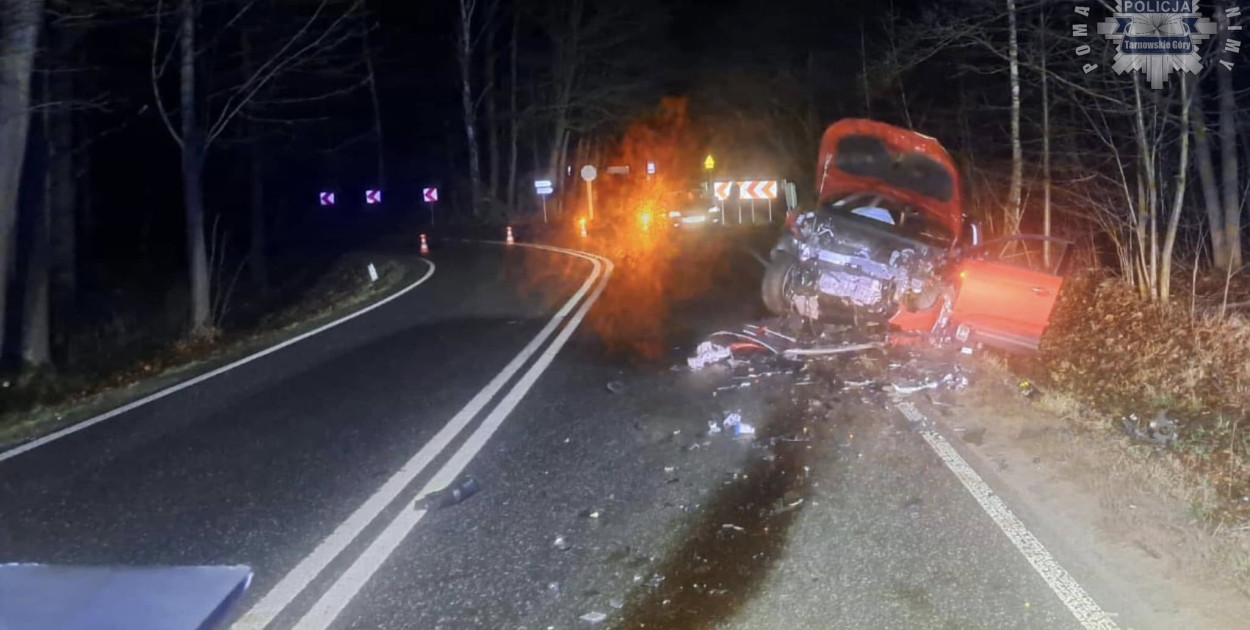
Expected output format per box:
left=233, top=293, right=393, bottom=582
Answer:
left=719, top=411, right=756, bottom=440
left=687, top=341, right=732, bottom=370
left=579, top=611, right=608, bottom=625
left=418, top=475, right=480, bottom=509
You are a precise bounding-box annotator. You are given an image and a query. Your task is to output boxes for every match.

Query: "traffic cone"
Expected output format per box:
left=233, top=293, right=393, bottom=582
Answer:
left=579, top=218, right=588, bottom=238
left=419, top=233, right=430, bottom=256
left=506, top=226, right=515, bottom=245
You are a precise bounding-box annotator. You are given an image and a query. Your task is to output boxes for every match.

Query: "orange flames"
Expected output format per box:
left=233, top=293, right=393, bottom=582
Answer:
left=517, top=98, right=732, bottom=361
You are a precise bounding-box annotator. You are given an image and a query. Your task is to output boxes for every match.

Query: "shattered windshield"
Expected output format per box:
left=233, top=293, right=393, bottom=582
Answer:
left=827, top=192, right=955, bottom=248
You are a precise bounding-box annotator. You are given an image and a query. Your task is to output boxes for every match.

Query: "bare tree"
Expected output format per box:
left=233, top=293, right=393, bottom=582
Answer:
left=152, top=0, right=362, bottom=336
left=0, top=0, right=45, bottom=356
left=1192, top=85, right=1227, bottom=267
left=21, top=4, right=89, bottom=367
left=456, top=0, right=485, bottom=216
left=1005, top=0, right=1022, bottom=234
left=1160, top=76, right=1193, bottom=301
left=506, top=10, right=519, bottom=212
left=1216, top=4, right=1242, bottom=268
left=1039, top=6, right=1051, bottom=264
left=485, top=13, right=500, bottom=204
left=362, top=13, right=384, bottom=191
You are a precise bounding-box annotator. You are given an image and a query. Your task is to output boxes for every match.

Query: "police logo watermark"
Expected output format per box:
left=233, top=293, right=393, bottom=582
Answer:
left=1072, top=1, right=1243, bottom=89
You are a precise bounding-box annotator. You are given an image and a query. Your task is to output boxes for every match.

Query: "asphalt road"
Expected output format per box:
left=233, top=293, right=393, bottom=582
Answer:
left=0, top=234, right=1140, bottom=630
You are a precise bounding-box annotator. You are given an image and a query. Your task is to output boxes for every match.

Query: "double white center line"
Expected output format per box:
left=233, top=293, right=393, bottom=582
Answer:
left=236, top=243, right=613, bottom=630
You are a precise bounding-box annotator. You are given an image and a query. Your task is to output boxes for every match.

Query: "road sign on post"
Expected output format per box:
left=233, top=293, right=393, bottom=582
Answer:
left=422, top=187, right=438, bottom=225
left=737, top=180, right=778, bottom=200
left=580, top=165, right=597, bottom=220
left=534, top=179, right=554, bottom=223
left=365, top=189, right=382, bottom=204
left=319, top=192, right=336, bottom=206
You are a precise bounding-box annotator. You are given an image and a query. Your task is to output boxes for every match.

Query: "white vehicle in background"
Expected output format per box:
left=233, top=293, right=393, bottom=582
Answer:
left=666, top=190, right=721, bottom=228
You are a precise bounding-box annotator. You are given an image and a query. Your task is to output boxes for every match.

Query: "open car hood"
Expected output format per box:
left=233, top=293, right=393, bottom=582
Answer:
left=816, top=119, right=963, bottom=237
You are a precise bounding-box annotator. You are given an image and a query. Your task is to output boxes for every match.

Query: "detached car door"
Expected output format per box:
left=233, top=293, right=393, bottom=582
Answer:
left=948, top=235, right=1071, bottom=353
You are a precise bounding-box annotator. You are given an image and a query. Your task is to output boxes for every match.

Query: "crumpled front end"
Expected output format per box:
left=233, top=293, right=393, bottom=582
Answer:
left=781, top=211, right=945, bottom=323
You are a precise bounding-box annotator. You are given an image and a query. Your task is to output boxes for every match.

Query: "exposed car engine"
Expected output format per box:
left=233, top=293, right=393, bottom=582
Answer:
left=765, top=199, right=948, bottom=323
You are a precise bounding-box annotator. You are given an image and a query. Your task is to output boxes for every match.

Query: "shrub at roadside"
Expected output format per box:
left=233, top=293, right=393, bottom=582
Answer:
left=1037, top=273, right=1250, bottom=512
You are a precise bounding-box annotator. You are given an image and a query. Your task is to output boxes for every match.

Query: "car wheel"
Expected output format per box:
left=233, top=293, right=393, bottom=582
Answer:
left=762, top=254, right=797, bottom=315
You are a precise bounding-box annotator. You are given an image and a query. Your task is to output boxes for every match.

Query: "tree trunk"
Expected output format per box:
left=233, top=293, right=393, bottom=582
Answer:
left=547, top=0, right=582, bottom=213
left=1218, top=5, right=1242, bottom=268
left=362, top=20, right=385, bottom=191
left=181, top=0, right=211, bottom=335
left=0, top=0, right=43, bottom=358
left=1133, top=76, right=1160, bottom=299
left=249, top=145, right=267, bottom=291
left=506, top=11, right=519, bottom=214
left=22, top=79, right=51, bottom=367
left=1160, top=76, right=1192, bottom=301
left=485, top=17, right=499, bottom=205
left=457, top=0, right=483, bottom=217
left=48, top=21, right=79, bottom=359
left=1040, top=7, right=1051, bottom=267
left=242, top=31, right=268, bottom=292
left=1005, top=0, right=1022, bottom=234
left=1192, top=90, right=1227, bottom=267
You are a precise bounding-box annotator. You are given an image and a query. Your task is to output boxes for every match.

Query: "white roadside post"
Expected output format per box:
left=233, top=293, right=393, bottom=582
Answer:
left=580, top=165, right=597, bottom=220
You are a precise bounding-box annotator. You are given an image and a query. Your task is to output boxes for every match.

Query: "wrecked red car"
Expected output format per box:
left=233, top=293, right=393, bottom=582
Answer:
left=763, top=119, right=1070, bottom=353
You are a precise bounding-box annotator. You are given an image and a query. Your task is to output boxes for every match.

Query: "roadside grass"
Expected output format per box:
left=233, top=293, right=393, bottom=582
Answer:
left=0, top=252, right=421, bottom=449
left=987, top=271, right=1250, bottom=592
left=965, top=366, right=1250, bottom=596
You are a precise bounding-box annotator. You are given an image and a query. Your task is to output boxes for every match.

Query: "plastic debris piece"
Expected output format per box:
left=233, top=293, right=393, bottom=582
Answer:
left=1148, top=411, right=1178, bottom=446
left=553, top=535, right=571, bottom=551
left=1018, top=380, right=1038, bottom=398
left=688, top=342, right=732, bottom=370
left=707, top=421, right=722, bottom=435
left=722, top=412, right=742, bottom=428
left=419, top=475, right=480, bottom=509
left=1121, top=412, right=1177, bottom=447
left=579, top=611, right=608, bottom=624
left=606, top=380, right=626, bottom=394
left=783, top=341, right=883, bottom=358
left=734, top=422, right=756, bottom=438
left=891, top=381, right=939, bottom=395
left=722, top=523, right=745, bottom=532
left=609, top=598, right=625, bottom=610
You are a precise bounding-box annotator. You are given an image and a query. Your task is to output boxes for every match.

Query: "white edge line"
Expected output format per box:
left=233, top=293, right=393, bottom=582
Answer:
left=234, top=243, right=604, bottom=630
left=290, top=252, right=613, bottom=630
left=897, top=401, right=1120, bottom=630
left=0, top=259, right=438, bottom=465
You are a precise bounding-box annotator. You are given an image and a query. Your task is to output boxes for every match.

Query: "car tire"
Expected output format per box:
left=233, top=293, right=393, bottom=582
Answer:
left=762, top=254, right=797, bottom=315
